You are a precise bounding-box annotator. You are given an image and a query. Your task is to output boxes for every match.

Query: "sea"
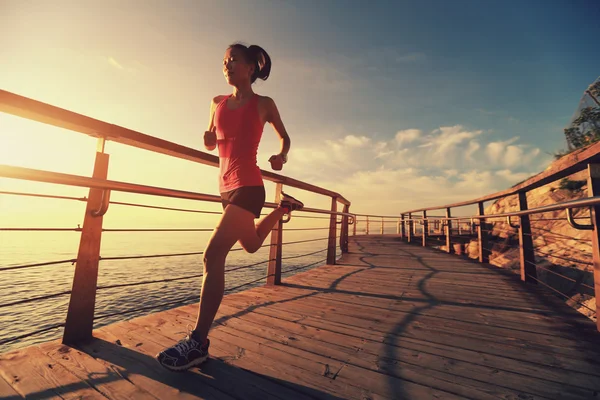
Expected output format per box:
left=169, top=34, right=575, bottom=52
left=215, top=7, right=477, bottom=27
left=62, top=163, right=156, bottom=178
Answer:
left=0, top=228, right=345, bottom=354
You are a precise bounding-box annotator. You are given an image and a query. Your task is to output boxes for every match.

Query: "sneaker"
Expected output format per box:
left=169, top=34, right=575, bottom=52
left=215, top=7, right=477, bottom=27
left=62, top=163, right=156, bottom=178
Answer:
left=156, top=327, right=209, bottom=371
left=280, top=191, right=304, bottom=213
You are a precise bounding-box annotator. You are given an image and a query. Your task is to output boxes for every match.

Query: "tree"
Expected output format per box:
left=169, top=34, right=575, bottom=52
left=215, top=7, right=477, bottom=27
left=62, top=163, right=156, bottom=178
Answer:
left=563, top=78, right=600, bottom=151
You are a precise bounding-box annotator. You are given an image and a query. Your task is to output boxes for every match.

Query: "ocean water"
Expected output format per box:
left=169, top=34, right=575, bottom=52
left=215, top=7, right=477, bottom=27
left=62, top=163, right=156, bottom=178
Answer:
left=0, top=228, right=340, bottom=354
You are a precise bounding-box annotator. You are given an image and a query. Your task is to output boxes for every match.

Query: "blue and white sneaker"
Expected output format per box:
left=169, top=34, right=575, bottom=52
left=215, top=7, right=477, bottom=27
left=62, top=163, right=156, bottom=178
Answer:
left=156, top=328, right=210, bottom=371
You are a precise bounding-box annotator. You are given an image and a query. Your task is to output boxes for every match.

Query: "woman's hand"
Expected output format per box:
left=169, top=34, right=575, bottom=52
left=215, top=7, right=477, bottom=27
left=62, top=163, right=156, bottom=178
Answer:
left=204, top=127, right=217, bottom=151
left=269, top=153, right=285, bottom=171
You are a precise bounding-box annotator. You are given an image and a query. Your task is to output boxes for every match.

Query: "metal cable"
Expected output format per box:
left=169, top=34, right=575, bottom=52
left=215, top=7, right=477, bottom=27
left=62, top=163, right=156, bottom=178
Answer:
left=530, top=217, right=590, bottom=222
left=0, top=291, right=71, bottom=309
left=100, top=251, right=204, bottom=261
left=525, top=274, right=596, bottom=314
left=103, top=228, right=214, bottom=232
left=94, top=296, right=199, bottom=320
left=0, top=190, right=86, bottom=202
left=97, top=258, right=274, bottom=290
left=225, top=275, right=270, bottom=293
left=225, top=259, right=273, bottom=273
left=281, top=248, right=328, bottom=260
left=0, top=323, right=65, bottom=346
left=282, top=258, right=327, bottom=274
left=0, top=258, right=77, bottom=272
left=109, top=200, right=222, bottom=215
left=282, top=237, right=329, bottom=246
left=534, top=250, right=593, bottom=266
left=528, top=228, right=589, bottom=243
left=0, top=227, right=82, bottom=232
left=97, top=275, right=204, bottom=290
left=284, top=227, right=329, bottom=231
left=286, top=215, right=331, bottom=220
left=525, top=259, right=580, bottom=284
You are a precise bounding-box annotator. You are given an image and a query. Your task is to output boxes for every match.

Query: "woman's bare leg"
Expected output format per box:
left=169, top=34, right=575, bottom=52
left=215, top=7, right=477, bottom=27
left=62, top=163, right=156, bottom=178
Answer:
left=192, top=204, right=285, bottom=343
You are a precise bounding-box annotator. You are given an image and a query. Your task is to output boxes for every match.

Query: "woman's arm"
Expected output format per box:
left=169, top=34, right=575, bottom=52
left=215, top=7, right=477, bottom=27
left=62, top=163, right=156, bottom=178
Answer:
left=204, top=96, right=224, bottom=151
left=265, top=97, right=290, bottom=158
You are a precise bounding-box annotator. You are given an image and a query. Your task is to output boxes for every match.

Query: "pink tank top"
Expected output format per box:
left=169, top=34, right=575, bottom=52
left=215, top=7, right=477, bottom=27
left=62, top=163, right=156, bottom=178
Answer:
left=214, top=94, right=264, bottom=192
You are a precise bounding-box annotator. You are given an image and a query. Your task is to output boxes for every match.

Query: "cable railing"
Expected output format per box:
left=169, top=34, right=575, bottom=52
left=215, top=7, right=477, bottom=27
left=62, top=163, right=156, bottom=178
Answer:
left=383, top=147, right=600, bottom=330
left=0, top=89, right=352, bottom=351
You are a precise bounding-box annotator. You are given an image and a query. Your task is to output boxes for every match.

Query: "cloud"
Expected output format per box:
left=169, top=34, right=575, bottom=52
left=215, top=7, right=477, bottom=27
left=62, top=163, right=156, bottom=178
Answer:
left=283, top=124, right=550, bottom=215
left=484, top=137, right=542, bottom=169
left=496, top=169, right=531, bottom=182
left=395, top=129, right=421, bottom=146
left=428, top=125, right=483, bottom=158
left=342, top=135, right=370, bottom=147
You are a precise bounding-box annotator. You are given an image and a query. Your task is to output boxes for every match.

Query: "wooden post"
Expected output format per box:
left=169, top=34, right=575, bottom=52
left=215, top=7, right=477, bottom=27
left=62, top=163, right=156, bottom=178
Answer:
left=63, top=139, right=109, bottom=344
left=477, top=201, right=490, bottom=263
left=366, top=216, right=370, bottom=235
left=396, top=218, right=401, bottom=235
left=445, top=208, right=452, bottom=253
left=422, top=210, right=428, bottom=247
left=381, top=217, right=384, bottom=235
left=518, top=191, right=537, bottom=283
left=401, top=214, right=406, bottom=240
left=407, top=213, right=413, bottom=243
left=587, top=164, right=600, bottom=331
left=327, top=197, right=338, bottom=265
left=267, top=183, right=284, bottom=285
left=340, top=204, right=349, bottom=253
left=353, top=216, right=357, bottom=236
left=458, top=219, right=462, bottom=236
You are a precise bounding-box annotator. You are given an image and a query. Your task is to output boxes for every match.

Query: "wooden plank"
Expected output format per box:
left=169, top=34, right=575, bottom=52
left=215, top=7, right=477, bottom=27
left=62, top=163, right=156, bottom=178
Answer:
left=0, top=345, right=104, bottom=399
left=38, top=341, right=158, bottom=400
left=169, top=306, right=549, bottom=400
left=121, top=317, right=383, bottom=400
left=208, top=326, right=463, bottom=400
left=103, top=321, right=317, bottom=400
left=224, top=292, right=600, bottom=359
left=0, top=372, right=22, bottom=399
left=235, top=303, right=600, bottom=378
left=79, top=328, right=234, bottom=400
left=241, top=284, right=589, bottom=341
left=227, top=289, right=594, bottom=345
left=211, top=319, right=509, bottom=400
left=213, top=296, right=600, bottom=398
left=268, top=285, right=596, bottom=335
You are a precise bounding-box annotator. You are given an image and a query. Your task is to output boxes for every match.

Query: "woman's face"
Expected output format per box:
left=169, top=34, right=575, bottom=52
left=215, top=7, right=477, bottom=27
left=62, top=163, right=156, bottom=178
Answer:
left=223, top=47, right=253, bottom=86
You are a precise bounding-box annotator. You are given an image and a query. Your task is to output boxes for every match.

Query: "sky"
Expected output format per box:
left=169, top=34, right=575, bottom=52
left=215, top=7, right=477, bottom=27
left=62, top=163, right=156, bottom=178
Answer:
left=1, top=0, right=599, bottom=228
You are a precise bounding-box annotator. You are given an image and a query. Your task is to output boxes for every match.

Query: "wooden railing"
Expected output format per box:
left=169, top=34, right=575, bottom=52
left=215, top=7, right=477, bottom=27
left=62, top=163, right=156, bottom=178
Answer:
left=0, top=90, right=354, bottom=347
left=390, top=144, right=600, bottom=331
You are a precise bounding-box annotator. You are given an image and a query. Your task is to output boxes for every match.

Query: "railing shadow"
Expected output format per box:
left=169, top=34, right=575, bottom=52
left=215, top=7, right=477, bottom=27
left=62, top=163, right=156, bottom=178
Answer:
left=307, top=235, right=600, bottom=399
left=0, top=338, right=347, bottom=400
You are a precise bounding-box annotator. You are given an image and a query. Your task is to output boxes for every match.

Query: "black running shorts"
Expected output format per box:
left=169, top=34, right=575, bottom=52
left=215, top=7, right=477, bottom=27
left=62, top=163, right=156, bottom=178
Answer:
left=220, top=185, right=266, bottom=218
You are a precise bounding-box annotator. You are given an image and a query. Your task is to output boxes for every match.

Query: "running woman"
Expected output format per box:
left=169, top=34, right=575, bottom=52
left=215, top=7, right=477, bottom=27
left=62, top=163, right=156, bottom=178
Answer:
left=156, top=43, right=304, bottom=371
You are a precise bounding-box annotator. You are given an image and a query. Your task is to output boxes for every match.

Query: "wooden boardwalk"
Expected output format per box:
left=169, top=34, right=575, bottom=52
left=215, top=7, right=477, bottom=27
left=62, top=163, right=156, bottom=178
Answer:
left=1, top=235, right=600, bottom=400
